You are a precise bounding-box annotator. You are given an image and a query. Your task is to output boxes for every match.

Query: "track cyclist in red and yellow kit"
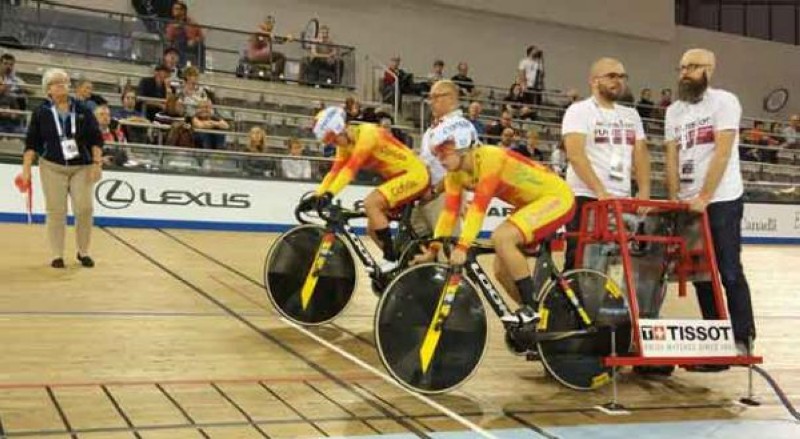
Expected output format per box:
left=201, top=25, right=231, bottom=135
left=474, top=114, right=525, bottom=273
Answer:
left=417, top=141, right=575, bottom=333
left=301, top=106, right=430, bottom=274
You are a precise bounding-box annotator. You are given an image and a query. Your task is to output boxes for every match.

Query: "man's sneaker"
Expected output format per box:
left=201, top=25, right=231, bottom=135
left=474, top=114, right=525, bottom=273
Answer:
left=500, top=306, right=540, bottom=326
left=505, top=331, right=528, bottom=356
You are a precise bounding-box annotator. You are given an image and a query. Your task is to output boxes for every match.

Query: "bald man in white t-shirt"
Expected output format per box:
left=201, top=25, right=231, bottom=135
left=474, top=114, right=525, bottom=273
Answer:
left=665, top=48, right=755, bottom=361
left=561, top=57, right=652, bottom=270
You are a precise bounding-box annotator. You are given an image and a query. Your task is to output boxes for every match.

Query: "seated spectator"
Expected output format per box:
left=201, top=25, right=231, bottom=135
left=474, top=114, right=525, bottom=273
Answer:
left=243, top=28, right=286, bottom=80
left=73, top=79, right=106, bottom=113
left=113, top=87, right=150, bottom=144
left=743, top=120, right=779, bottom=163
left=165, top=1, right=204, bottom=68
left=155, top=95, right=188, bottom=126
left=162, top=47, right=183, bottom=88
left=498, top=127, right=518, bottom=148
left=344, top=96, right=361, bottom=121
left=94, top=104, right=128, bottom=166
left=377, top=111, right=412, bottom=148
left=382, top=56, right=413, bottom=104
left=179, top=66, right=213, bottom=113
left=656, top=88, right=672, bottom=118
left=466, top=101, right=485, bottom=137
left=485, top=110, right=514, bottom=138
left=782, top=114, right=800, bottom=150
left=191, top=100, right=229, bottom=149
left=281, top=137, right=312, bottom=180
left=137, top=64, right=172, bottom=121
left=451, top=61, right=475, bottom=97
left=0, top=53, right=27, bottom=133
left=306, top=25, right=342, bottom=86
left=504, top=82, right=528, bottom=110
left=513, top=129, right=545, bottom=161
left=243, top=126, right=272, bottom=176
left=636, top=88, right=654, bottom=120
left=416, top=59, right=445, bottom=95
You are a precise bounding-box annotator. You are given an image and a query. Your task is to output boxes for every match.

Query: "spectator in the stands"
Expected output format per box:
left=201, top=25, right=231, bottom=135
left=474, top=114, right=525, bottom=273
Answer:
left=344, top=96, right=361, bottom=121
left=658, top=88, right=672, bottom=113
left=94, top=104, right=128, bottom=167
left=307, top=25, right=341, bottom=86
left=165, top=1, right=204, bottom=68
left=179, top=66, right=213, bottom=113
left=281, top=137, right=312, bottom=180
left=636, top=88, right=654, bottom=120
left=466, top=101, right=485, bottom=136
left=417, top=59, right=446, bottom=95
left=0, top=53, right=27, bottom=133
left=243, top=126, right=271, bottom=176
left=155, top=95, right=187, bottom=126
left=743, top=120, right=779, bottom=163
left=782, top=114, right=800, bottom=150
left=382, top=56, right=413, bottom=104
left=162, top=47, right=183, bottom=87
left=514, top=128, right=545, bottom=161
left=377, top=110, right=412, bottom=148
left=485, top=109, right=514, bottom=138
left=246, top=18, right=287, bottom=80
left=192, top=100, right=229, bottom=149
left=504, top=81, right=528, bottom=110
left=498, top=127, right=518, bottom=149
left=113, top=87, right=149, bottom=144
left=518, top=45, right=545, bottom=106
left=137, top=64, right=172, bottom=121
left=451, top=61, right=475, bottom=97
left=73, top=79, right=106, bottom=113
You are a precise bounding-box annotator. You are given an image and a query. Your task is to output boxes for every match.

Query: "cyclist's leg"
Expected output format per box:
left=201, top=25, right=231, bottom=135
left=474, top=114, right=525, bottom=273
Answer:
left=372, top=169, right=429, bottom=264
left=505, top=196, right=576, bottom=307
left=492, top=236, right=523, bottom=305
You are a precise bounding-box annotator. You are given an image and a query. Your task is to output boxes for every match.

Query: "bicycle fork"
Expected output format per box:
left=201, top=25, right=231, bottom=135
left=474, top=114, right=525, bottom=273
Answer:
left=299, top=231, right=337, bottom=310
left=419, top=271, right=462, bottom=374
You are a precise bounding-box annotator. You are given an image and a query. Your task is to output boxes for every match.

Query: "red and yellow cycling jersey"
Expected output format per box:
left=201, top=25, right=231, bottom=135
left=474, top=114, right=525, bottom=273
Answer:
left=435, top=145, right=574, bottom=249
left=316, top=123, right=430, bottom=208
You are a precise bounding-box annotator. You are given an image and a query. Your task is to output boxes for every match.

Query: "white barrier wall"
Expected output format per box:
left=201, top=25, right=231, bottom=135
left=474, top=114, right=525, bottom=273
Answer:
left=1, top=164, right=798, bottom=243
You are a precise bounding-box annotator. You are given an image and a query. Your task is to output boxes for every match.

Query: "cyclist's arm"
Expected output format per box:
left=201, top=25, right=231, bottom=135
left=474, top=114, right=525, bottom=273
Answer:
left=315, top=146, right=349, bottom=195
left=456, top=173, right=500, bottom=251
left=321, top=125, right=377, bottom=196
left=430, top=173, right=463, bottom=253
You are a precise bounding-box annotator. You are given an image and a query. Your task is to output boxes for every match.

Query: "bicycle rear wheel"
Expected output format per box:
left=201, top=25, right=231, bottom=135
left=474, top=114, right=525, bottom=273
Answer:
left=264, top=224, right=356, bottom=325
left=375, top=263, right=487, bottom=394
left=537, top=269, right=632, bottom=390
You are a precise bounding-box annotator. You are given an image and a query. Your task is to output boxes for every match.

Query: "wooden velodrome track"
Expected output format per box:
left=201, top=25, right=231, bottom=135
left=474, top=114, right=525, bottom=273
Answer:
left=2, top=222, right=799, bottom=438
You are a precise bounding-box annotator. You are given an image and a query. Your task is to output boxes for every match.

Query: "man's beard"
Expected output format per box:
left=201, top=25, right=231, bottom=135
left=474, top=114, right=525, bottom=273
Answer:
left=678, top=73, right=708, bottom=103
left=598, top=83, right=622, bottom=102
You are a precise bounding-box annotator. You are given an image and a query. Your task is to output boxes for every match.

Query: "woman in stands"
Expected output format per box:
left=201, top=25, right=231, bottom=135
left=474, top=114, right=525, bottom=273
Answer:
left=20, top=68, right=104, bottom=268
left=178, top=66, right=213, bottom=113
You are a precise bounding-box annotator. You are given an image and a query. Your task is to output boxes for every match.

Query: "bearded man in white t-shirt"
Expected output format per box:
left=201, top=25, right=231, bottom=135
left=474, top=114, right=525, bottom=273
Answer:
left=665, top=48, right=755, bottom=361
left=561, top=57, right=652, bottom=270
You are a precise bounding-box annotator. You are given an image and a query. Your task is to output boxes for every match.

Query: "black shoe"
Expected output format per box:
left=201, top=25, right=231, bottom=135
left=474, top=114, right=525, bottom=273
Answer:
left=685, top=364, right=730, bottom=373
left=76, top=253, right=95, bottom=268
left=633, top=365, right=675, bottom=376
left=505, top=331, right=528, bottom=356
left=51, top=258, right=65, bottom=268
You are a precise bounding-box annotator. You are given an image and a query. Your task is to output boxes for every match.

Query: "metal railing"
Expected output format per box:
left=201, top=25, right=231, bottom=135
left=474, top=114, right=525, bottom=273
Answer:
left=0, top=0, right=358, bottom=89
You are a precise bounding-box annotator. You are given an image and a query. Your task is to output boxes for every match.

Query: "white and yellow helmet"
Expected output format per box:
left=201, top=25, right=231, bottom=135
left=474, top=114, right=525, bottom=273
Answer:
left=313, top=106, right=347, bottom=143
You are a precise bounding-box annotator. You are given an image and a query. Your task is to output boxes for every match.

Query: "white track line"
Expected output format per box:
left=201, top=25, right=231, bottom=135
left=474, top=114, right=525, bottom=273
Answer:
left=280, top=317, right=500, bottom=439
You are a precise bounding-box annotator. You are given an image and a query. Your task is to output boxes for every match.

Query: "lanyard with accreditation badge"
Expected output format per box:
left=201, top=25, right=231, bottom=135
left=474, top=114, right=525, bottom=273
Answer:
left=50, top=103, right=79, bottom=160
left=592, top=98, right=626, bottom=182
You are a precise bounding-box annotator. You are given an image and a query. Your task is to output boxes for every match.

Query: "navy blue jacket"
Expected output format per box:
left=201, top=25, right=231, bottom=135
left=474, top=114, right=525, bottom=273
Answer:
left=24, top=98, right=104, bottom=166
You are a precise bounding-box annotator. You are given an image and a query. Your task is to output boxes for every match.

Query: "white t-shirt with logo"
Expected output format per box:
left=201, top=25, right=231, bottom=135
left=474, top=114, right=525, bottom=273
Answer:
left=664, top=88, right=743, bottom=202
left=561, top=98, right=647, bottom=198
left=518, top=58, right=542, bottom=89
left=421, top=109, right=479, bottom=186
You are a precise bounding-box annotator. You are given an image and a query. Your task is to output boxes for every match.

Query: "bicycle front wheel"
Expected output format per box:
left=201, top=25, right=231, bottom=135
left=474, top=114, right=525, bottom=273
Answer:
left=374, top=263, right=487, bottom=394
left=537, top=269, right=632, bottom=391
left=264, top=224, right=357, bottom=325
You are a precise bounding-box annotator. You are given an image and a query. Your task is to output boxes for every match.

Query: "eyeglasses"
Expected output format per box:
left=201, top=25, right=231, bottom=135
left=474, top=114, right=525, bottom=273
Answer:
left=596, top=72, right=628, bottom=81
left=678, top=63, right=710, bottom=73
